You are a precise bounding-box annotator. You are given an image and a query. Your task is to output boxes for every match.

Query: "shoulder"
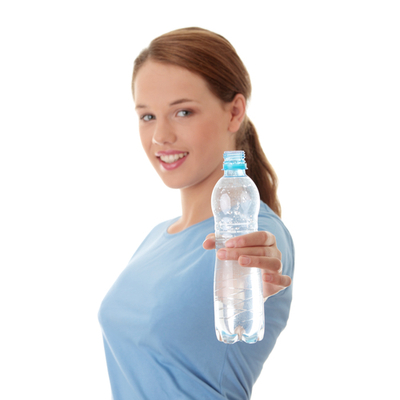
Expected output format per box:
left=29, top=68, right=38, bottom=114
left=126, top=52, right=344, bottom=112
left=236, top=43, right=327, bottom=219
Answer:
left=258, top=202, right=292, bottom=243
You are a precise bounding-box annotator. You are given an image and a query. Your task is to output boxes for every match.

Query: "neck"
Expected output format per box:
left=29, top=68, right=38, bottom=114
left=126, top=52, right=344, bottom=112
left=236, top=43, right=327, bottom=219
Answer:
left=167, top=170, right=223, bottom=234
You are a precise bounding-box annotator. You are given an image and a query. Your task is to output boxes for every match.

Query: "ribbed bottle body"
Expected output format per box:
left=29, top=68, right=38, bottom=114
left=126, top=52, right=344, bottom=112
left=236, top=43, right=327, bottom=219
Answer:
left=212, top=170, right=264, bottom=344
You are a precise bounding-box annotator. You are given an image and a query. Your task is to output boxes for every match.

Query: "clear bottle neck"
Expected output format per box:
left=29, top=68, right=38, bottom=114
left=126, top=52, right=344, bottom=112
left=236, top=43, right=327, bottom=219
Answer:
left=223, top=169, right=246, bottom=177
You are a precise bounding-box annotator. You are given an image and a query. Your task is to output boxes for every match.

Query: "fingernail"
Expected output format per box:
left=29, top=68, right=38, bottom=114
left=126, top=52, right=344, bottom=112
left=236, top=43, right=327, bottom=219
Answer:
left=239, top=256, right=250, bottom=265
left=225, top=240, right=235, bottom=248
left=218, top=250, right=227, bottom=259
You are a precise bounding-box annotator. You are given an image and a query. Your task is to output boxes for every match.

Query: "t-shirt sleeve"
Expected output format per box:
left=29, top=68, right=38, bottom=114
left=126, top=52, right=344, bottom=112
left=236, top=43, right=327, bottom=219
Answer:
left=258, top=208, right=295, bottom=338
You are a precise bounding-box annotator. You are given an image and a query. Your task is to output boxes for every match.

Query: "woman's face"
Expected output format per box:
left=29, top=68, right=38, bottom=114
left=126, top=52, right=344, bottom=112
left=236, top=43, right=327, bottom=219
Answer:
left=133, top=61, right=238, bottom=191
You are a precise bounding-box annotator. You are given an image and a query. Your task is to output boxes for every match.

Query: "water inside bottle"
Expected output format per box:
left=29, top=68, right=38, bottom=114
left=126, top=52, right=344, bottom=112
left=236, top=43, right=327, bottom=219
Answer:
left=214, top=258, right=264, bottom=344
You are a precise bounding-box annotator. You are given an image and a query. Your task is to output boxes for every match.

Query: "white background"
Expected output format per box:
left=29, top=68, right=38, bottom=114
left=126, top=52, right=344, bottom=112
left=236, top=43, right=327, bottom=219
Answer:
left=1, top=1, right=399, bottom=399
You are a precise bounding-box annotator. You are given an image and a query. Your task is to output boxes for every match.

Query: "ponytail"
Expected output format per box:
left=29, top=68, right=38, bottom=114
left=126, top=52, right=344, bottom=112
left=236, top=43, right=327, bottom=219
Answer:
left=237, top=117, right=281, bottom=218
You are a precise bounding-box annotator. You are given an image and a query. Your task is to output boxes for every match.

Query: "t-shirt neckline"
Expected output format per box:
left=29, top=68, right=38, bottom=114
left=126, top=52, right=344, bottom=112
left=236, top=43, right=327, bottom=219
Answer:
left=164, top=216, right=214, bottom=237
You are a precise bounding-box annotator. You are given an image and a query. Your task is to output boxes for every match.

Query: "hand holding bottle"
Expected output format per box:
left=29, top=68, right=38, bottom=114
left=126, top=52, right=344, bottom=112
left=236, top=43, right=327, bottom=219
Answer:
left=203, top=231, right=292, bottom=299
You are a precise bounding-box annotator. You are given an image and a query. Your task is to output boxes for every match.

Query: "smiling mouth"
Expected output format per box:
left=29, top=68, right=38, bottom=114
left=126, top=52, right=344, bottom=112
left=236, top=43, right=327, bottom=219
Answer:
left=158, top=152, right=188, bottom=164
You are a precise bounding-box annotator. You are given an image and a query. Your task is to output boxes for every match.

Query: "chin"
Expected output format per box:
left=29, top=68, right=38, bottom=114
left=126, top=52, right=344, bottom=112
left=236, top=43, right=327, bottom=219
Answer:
left=158, top=175, right=198, bottom=190
left=162, top=183, right=183, bottom=190
left=157, top=176, right=185, bottom=190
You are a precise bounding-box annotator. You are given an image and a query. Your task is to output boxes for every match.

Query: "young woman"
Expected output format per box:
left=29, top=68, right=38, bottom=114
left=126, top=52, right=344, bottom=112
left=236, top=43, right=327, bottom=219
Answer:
left=99, top=27, right=294, bottom=399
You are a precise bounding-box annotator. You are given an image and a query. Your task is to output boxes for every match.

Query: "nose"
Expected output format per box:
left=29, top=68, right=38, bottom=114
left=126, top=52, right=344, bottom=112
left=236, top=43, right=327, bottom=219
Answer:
left=152, top=118, right=177, bottom=146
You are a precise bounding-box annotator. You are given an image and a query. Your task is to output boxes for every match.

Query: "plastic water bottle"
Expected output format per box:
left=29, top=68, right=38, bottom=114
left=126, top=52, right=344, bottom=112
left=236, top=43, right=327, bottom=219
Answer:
left=212, top=150, right=264, bottom=344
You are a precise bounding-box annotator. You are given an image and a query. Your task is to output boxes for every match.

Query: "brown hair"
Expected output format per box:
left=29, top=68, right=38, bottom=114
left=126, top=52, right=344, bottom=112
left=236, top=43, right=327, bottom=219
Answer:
left=132, top=27, right=281, bottom=217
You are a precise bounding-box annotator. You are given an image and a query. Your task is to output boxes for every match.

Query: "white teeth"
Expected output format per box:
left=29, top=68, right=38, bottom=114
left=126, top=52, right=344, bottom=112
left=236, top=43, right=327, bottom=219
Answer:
left=159, top=152, right=188, bottom=163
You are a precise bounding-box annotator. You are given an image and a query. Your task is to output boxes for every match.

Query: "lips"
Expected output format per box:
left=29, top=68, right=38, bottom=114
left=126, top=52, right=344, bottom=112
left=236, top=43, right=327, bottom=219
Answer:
left=156, top=151, right=189, bottom=171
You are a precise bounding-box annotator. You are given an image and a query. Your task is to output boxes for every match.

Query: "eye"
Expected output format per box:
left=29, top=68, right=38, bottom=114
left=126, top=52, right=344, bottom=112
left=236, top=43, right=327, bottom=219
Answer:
left=176, top=110, right=192, bottom=117
left=141, top=114, right=155, bottom=122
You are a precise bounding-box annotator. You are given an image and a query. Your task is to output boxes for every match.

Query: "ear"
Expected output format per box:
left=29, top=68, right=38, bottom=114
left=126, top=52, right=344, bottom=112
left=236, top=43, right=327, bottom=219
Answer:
left=227, top=94, right=246, bottom=133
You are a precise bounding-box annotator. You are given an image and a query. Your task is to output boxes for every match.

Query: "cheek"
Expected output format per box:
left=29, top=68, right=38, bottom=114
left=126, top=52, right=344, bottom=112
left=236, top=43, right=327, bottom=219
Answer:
left=139, top=131, right=151, bottom=154
left=198, top=117, right=225, bottom=140
left=199, top=119, right=231, bottom=149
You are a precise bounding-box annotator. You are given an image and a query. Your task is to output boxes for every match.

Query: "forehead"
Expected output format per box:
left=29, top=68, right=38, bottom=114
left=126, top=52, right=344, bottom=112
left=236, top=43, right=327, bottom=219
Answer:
left=133, top=61, right=211, bottom=103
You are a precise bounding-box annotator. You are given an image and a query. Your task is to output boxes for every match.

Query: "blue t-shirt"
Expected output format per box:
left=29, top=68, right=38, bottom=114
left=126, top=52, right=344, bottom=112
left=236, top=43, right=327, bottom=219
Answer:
left=98, top=201, right=294, bottom=399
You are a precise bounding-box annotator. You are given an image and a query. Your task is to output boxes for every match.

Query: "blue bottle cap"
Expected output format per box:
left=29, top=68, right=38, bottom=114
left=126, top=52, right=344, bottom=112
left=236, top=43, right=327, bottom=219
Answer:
left=222, top=150, right=247, bottom=170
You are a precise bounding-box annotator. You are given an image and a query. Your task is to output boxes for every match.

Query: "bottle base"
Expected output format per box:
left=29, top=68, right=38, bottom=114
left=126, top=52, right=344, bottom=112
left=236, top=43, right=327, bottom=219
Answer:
left=215, top=325, right=264, bottom=344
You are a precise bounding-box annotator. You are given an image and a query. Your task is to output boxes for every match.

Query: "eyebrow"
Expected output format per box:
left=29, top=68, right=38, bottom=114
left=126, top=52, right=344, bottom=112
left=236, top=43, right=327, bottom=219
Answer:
left=135, top=98, right=195, bottom=110
left=169, top=98, right=194, bottom=106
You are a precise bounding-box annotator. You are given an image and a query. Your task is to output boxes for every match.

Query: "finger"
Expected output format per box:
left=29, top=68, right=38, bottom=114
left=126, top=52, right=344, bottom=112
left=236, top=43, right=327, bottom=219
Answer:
left=225, top=231, right=276, bottom=248
left=263, top=273, right=292, bottom=287
left=203, top=233, right=215, bottom=250
left=217, top=246, right=281, bottom=261
left=237, top=255, right=282, bottom=272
